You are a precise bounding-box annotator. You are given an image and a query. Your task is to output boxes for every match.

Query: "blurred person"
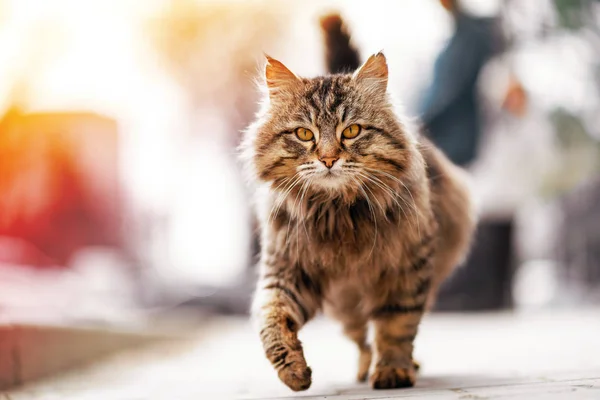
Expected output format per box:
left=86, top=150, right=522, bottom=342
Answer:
left=418, top=0, right=532, bottom=311
left=419, top=0, right=504, bottom=167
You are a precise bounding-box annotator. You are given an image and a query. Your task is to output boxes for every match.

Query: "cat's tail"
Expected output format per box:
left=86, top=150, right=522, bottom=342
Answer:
left=319, top=13, right=361, bottom=74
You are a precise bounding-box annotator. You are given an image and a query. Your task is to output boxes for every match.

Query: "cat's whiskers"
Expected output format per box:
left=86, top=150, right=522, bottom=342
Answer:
left=294, top=178, right=312, bottom=258
left=267, top=176, right=294, bottom=225
left=352, top=175, right=378, bottom=259
left=286, top=177, right=312, bottom=256
left=297, top=164, right=317, bottom=176
left=269, top=174, right=303, bottom=226
left=282, top=174, right=310, bottom=248
left=365, top=168, right=420, bottom=216
left=299, top=178, right=313, bottom=241
left=297, top=162, right=316, bottom=169
left=352, top=172, right=385, bottom=215
left=296, top=168, right=318, bottom=236
left=365, top=167, right=422, bottom=240
left=355, top=171, right=405, bottom=218
left=357, top=170, right=420, bottom=236
left=272, top=177, right=304, bottom=241
left=283, top=192, right=298, bottom=250
left=294, top=184, right=304, bottom=262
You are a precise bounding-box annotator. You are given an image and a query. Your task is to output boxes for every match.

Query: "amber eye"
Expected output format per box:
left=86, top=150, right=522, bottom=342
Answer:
left=295, top=127, right=314, bottom=141
left=342, top=124, right=361, bottom=139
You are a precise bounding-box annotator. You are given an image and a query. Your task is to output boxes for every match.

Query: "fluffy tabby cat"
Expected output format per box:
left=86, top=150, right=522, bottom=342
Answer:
left=241, top=14, right=476, bottom=391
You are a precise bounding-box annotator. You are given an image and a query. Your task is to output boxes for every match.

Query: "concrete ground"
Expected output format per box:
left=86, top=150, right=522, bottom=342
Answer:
left=4, top=308, right=600, bottom=399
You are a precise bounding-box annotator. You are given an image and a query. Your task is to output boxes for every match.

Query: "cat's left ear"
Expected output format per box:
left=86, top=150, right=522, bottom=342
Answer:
left=264, top=55, right=300, bottom=98
left=353, top=52, right=388, bottom=94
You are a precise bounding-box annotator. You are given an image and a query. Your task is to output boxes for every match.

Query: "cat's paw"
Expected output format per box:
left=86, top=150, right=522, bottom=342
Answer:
left=277, top=353, right=312, bottom=391
left=370, top=365, right=416, bottom=389
left=357, top=347, right=372, bottom=382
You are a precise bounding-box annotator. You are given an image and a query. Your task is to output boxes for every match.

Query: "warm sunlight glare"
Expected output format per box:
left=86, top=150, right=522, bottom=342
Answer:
left=1, top=0, right=163, bottom=115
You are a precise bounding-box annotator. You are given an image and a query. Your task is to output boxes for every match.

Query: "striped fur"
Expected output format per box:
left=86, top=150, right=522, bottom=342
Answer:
left=241, top=46, right=475, bottom=391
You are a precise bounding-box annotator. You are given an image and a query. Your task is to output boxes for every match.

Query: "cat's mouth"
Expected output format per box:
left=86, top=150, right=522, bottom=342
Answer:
left=311, top=169, right=349, bottom=190
left=296, top=161, right=353, bottom=190
left=320, top=169, right=345, bottom=180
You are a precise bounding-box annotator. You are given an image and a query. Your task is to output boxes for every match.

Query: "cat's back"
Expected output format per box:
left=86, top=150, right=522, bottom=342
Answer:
left=419, top=136, right=476, bottom=301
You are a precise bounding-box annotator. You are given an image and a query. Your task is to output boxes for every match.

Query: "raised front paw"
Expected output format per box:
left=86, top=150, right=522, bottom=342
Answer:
left=277, top=352, right=312, bottom=391
left=370, top=365, right=416, bottom=389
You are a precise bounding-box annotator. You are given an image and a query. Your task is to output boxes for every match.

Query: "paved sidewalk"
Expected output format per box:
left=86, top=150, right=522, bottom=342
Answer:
left=5, top=309, right=600, bottom=399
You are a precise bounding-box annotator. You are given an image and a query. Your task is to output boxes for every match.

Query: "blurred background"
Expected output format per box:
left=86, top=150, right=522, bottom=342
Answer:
left=0, top=0, right=599, bottom=371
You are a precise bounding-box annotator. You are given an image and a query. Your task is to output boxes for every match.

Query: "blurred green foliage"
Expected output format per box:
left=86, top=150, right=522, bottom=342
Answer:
left=554, top=0, right=585, bottom=29
left=553, top=0, right=599, bottom=30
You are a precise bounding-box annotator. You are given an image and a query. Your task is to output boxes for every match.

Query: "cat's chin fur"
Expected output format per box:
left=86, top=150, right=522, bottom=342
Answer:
left=310, top=176, right=348, bottom=191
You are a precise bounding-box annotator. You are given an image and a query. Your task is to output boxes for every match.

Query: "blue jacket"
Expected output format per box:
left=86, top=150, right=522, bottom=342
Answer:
left=420, top=12, right=500, bottom=166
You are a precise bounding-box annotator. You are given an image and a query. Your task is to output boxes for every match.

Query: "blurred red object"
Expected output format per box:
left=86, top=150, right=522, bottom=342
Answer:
left=502, top=77, right=528, bottom=117
left=440, top=0, right=456, bottom=11
left=0, top=107, right=123, bottom=268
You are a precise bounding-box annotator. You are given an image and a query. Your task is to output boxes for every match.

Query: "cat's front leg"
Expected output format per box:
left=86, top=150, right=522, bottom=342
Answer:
left=369, top=231, right=436, bottom=389
left=370, top=305, right=425, bottom=389
left=253, top=263, right=320, bottom=391
left=369, top=273, right=432, bottom=389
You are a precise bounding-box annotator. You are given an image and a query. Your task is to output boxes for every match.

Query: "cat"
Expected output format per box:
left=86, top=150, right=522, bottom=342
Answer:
left=240, top=13, right=476, bottom=391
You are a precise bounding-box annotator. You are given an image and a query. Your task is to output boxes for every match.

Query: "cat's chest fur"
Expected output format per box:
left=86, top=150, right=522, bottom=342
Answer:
left=271, top=195, right=424, bottom=279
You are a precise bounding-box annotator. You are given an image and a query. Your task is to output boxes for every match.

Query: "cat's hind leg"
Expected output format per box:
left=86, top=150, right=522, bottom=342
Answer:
left=342, top=320, right=372, bottom=382
left=324, top=287, right=372, bottom=383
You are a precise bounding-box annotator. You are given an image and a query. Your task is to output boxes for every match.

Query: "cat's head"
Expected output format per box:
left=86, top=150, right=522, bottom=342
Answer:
left=244, top=52, right=417, bottom=201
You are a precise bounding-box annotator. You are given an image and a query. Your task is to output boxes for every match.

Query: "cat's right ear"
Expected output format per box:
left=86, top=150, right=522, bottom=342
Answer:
left=264, top=55, right=299, bottom=98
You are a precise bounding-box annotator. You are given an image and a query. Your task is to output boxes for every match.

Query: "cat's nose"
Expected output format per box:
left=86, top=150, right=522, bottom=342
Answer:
left=319, top=156, right=339, bottom=169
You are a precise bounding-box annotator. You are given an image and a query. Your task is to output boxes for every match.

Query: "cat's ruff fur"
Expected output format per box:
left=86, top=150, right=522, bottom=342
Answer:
left=240, top=18, right=476, bottom=392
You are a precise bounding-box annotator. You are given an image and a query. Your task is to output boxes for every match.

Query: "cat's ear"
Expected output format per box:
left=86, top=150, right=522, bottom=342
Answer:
left=353, top=52, right=388, bottom=94
left=265, top=55, right=299, bottom=98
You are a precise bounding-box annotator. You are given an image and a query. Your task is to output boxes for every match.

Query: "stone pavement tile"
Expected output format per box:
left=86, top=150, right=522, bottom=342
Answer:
left=237, top=375, right=600, bottom=400
left=5, top=310, right=600, bottom=399
left=460, top=378, right=600, bottom=399
left=257, top=377, right=600, bottom=400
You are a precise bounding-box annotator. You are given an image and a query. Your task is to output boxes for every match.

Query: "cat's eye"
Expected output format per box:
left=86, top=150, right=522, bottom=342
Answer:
left=295, top=127, right=314, bottom=141
left=342, top=124, right=361, bottom=139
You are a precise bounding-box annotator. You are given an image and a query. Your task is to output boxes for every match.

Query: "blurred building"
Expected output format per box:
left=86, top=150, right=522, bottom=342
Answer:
left=556, top=176, right=600, bottom=304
